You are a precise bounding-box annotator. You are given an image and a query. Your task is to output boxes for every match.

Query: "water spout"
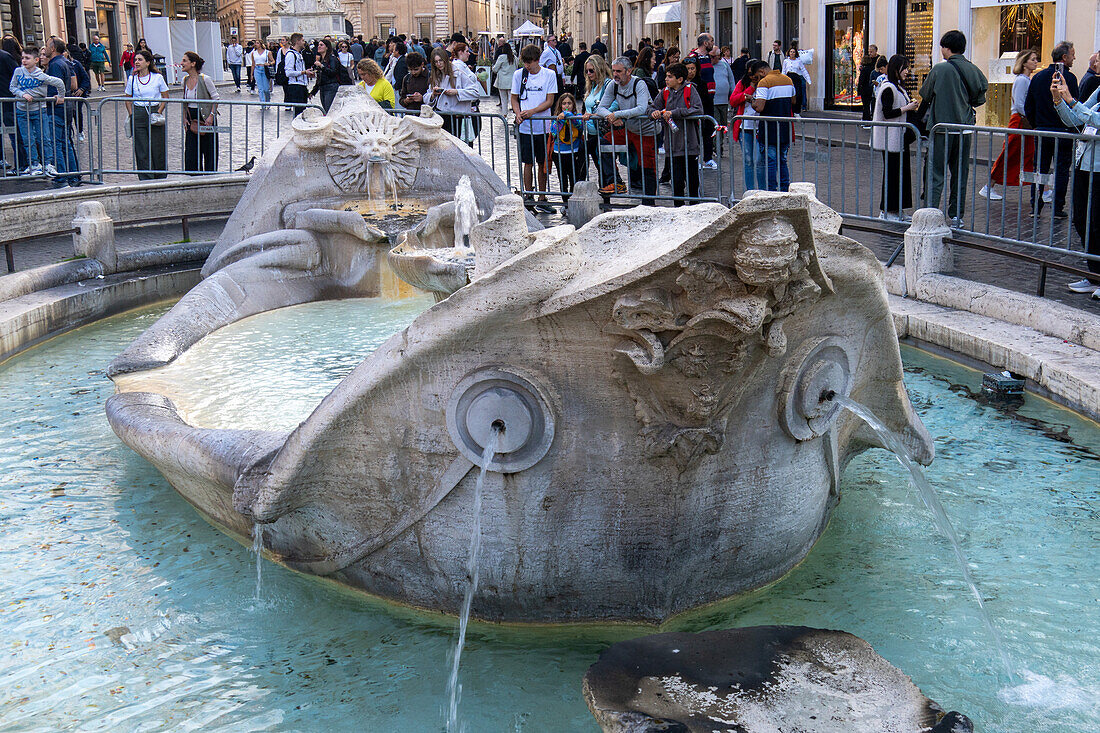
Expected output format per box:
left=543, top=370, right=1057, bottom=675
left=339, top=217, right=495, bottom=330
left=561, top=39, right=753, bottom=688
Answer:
left=252, top=523, right=264, bottom=601
left=445, top=426, right=501, bottom=732
left=830, top=393, right=1015, bottom=683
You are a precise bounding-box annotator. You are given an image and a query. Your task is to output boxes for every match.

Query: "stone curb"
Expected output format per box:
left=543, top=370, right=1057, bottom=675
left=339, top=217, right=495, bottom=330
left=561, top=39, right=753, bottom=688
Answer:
left=890, top=295, right=1100, bottom=422
left=0, top=264, right=202, bottom=365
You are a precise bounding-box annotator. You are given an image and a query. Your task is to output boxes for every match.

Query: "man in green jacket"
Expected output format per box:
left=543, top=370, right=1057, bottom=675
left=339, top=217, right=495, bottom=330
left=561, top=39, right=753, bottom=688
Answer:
left=919, top=30, right=988, bottom=223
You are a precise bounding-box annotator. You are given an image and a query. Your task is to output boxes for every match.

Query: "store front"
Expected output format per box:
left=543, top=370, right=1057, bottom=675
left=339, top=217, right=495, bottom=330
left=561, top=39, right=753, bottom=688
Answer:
left=94, top=2, right=123, bottom=80
left=898, top=0, right=934, bottom=96
left=825, top=1, right=868, bottom=110
left=644, top=2, right=681, bottom=49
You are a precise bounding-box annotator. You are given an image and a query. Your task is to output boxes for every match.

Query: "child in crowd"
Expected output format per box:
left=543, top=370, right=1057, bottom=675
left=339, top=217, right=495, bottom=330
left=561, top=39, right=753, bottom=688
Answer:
left=649, top=63, right=702, bottom=205
left=549, top=92, right=587, bottom=205
left=872, top=56, right=889, bottom=95
left=9, top=44, right=65, bottom=176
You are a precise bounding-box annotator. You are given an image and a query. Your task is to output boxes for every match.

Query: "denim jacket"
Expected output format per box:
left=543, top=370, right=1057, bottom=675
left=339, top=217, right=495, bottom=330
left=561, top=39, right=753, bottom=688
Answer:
left=1055, top=86, right=1100, bottom=172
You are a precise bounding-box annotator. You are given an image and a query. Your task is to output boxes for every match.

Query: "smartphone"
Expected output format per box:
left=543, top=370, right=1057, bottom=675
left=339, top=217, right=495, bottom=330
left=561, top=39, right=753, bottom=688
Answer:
left=1055, top=62, right=1065, bottom=76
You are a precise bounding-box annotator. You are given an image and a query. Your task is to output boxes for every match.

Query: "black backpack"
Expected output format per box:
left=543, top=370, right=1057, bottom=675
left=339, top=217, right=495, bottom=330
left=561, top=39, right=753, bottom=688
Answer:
left=274, top=51, right=288, bottom=86
left=635, top=73, right=658, bottom=100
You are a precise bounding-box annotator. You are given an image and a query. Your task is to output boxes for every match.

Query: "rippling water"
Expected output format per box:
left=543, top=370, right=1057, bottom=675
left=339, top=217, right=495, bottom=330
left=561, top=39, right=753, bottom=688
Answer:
left=115, top=296, right=435, bottom=431
left=1, top=302, right=1098, bottom=731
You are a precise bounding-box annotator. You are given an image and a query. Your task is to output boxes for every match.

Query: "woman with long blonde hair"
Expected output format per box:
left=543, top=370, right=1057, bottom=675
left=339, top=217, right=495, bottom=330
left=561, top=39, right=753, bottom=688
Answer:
left=980, top=48, right=1040, bottom=200
left=580, top=54, right=622, bottom=193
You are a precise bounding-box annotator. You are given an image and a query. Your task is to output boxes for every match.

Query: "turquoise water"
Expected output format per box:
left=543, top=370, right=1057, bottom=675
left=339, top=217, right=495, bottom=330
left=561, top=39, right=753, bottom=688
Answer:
left=1, top=302, right=1098, bottom=731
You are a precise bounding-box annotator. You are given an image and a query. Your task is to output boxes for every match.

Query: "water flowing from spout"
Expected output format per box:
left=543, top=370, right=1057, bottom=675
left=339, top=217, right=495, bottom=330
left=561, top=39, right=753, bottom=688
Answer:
left=445, top=428, right=501, bottom=732
left=831, top=394, right=1015, bottom=682
left=251, top=523, right=264, bottom=601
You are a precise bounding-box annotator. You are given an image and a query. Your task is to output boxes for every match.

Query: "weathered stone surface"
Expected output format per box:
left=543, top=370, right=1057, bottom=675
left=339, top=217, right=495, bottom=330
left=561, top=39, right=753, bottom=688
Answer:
left=72, top=201, right=117, bottom=273
left=903, top=208, right=954, bottom=297
left=582, top=627, right=973, bottom=733
left=107, top=191, right=933, bottom=622
left=566, top=180, right=604, bottom=228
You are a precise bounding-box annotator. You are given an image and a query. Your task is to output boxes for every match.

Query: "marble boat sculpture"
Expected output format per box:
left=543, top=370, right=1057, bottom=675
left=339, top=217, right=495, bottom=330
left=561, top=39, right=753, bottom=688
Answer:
left=106, top=90, right=933, bottom=622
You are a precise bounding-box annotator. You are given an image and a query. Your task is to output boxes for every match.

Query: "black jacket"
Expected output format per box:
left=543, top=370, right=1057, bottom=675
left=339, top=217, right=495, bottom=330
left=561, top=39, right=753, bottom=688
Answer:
left=731, top=54, right=749, bottom=84
left=1025, top=64, right=1079, bottom=131
left=856, top=58, right=876, bottom=102
left=0, top=49, right=17, bottom=101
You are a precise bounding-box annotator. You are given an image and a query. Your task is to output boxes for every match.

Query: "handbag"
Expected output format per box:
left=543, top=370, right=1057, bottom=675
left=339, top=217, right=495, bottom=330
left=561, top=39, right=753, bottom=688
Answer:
left=149, top=112, right=166, bottom=126
left=460, top=116, right=475, bottom=143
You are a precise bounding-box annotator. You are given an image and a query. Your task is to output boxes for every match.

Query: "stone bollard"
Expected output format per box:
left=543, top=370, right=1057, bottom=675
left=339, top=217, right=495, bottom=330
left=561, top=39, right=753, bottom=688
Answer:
left=903, top=207, right=953, bottom=296
left=72, top=201, right=117, bottom=274
left=565, top=181, right=603, bottom=228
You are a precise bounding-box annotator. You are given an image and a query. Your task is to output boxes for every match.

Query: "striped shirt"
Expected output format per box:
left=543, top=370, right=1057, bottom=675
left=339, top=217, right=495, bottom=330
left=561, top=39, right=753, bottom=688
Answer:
left=754, top=70, right=795, bottom=145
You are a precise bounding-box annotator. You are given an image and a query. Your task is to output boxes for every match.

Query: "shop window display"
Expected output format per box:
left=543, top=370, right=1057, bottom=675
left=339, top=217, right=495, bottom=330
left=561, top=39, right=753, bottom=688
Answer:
left=999, top=4, right=1043, bottom=55
left=827, top=2, right=868, bottom=109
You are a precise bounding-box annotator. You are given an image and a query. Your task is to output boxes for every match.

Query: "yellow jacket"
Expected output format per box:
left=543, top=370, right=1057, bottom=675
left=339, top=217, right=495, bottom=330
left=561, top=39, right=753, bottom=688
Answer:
left=357, top=77, right=396, bottom=109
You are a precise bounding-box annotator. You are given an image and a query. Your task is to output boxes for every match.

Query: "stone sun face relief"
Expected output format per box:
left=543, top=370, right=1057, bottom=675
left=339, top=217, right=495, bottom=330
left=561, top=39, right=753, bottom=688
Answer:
left=326, top=110, right=419, bottom=200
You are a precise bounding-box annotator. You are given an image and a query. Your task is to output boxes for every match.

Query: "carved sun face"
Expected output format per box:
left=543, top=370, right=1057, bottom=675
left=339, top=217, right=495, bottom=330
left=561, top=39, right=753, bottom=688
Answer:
left=326, top=110, right=419, bottom=194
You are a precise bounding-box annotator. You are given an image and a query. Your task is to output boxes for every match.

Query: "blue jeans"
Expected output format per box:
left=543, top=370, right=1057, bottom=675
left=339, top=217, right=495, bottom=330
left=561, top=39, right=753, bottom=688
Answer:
left=760, top=142, right=790, bottom=192
left=229, top=63, right=241, bottom=89
left=255, top=66, right=270, bottom=103
left=16, top=109, right=52, bottom=167
left=740, top=129, right=766, bottom=192
left=50, top=112, right=78, bottom=180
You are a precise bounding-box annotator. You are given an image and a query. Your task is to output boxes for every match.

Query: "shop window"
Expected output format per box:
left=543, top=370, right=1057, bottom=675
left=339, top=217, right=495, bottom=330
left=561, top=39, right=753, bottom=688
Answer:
left=900, top=0, right=934, bottom=97
left=999, top=4, right=1042, bottom=56
left=826, top=2, right=868, bottom=109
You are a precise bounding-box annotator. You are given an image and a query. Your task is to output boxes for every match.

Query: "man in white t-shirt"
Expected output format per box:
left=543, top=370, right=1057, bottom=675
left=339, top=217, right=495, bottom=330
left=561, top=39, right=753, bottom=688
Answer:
left=511, top=44, right=557, bottom=213
left=226, top=36, right=244, bottom=92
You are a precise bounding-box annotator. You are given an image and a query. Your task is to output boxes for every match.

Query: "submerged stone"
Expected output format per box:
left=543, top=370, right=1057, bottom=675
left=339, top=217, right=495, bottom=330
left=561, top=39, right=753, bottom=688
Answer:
left=582, top=626, right=973, bottom=733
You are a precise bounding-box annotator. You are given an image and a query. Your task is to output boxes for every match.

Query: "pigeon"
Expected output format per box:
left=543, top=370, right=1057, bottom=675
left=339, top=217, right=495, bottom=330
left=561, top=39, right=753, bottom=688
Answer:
left=235, top=156, right=256, bottom=173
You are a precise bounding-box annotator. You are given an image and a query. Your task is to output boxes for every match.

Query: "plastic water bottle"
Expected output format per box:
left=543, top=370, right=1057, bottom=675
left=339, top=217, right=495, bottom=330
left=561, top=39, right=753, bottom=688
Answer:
left=667, top=118, right=678, bottom=133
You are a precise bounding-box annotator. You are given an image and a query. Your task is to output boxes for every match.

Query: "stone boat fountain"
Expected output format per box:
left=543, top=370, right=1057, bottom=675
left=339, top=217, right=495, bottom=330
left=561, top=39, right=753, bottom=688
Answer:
left=105, top=89, right=933, bottom=624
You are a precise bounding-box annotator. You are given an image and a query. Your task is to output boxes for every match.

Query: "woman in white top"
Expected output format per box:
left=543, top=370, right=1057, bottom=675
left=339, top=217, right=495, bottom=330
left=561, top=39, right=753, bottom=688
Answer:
left=250, top=41, right=272, bottom=103
left=124, top=49, right=169, bottom=180
left=337, top=40, right=354, bottom=79
left=491, top=42, right=517, bottom=112
left=872, top=55, right=919, bottom=219
left=980, top=48, right=1040, bottom=200
left=782, top=48, right=812, bottom=114
left=180, top=51, right=220, bottom=173
left=428, top=47, right=482, bottom=145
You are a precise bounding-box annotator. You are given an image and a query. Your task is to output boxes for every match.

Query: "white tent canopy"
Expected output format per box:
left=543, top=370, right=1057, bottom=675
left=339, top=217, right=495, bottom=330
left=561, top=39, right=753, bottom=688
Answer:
left=645, top=2, right=682, bottom=24
left=513, top=20, right=544, bottom=37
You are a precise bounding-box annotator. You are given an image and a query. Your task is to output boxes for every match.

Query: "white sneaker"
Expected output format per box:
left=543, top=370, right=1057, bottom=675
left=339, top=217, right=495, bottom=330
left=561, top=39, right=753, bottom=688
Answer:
left=1042, top=190, right=1053, bottom=204
left=1067, top=278, right=1098, bottom=294
left=77, top=133, right=85, bottom=142
left=28, top=164, right=43, bottom=175
left=978, top=184, right=1003, bottom=200
left=703, top=159, right=718, bottom=170
left=44, top=163, right=59, bottom=177
left=657, top=146, right=665, bottom=155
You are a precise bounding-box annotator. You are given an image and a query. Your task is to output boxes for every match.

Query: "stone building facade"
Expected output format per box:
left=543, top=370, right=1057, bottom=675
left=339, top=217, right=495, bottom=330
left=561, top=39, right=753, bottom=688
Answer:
left=551, top=0, right=1100, bottom=116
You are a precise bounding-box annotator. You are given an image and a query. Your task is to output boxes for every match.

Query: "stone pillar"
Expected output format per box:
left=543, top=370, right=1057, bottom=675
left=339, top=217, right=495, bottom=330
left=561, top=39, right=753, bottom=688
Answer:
left=72, top=201, right=117, bottom=274
left=565, top=181, right=602, bottom=228
left=903, top=207, right=953, bottom=296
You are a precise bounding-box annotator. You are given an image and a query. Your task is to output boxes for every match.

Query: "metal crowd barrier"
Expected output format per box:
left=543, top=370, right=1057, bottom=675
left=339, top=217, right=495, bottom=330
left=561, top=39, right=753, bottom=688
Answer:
left=728, top=114, right=926, bottom=224
left=390, top=108, right=512, bottom=188
left=507, top=112, right=724, bottom=209
left=926, top=122, right=1100, bottom=262
left=94, top=97, right=324, bottom=179
left=1, top=97, right=97, bottom=184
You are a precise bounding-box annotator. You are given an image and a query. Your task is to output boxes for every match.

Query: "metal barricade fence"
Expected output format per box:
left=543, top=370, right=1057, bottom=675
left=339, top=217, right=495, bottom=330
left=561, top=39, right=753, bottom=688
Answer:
left=925, top=122, right=1100, bottom=269
left=94, top=97, right=324, bottom=179
left=508, top=113, right=723, bottom=209
left=389, top=108, right=512, bottom=189
left=728, top=115, right=926, bottom=224
left=1, top=97, right=98, bottom=184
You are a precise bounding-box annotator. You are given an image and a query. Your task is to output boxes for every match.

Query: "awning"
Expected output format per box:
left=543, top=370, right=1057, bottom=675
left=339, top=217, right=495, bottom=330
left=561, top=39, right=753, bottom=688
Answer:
left=513, top=20, right=544, bottom=37
left=645, top=2, right=682, bottom=25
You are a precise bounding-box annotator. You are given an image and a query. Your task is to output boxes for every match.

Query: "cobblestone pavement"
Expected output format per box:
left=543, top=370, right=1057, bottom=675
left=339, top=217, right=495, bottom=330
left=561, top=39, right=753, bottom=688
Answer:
left=4, top=93, right=1098, bottom=314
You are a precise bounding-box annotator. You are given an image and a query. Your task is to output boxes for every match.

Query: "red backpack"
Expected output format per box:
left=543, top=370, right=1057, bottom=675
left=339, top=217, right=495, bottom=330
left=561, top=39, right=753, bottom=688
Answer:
left=661, top=83, right=693, bottom=109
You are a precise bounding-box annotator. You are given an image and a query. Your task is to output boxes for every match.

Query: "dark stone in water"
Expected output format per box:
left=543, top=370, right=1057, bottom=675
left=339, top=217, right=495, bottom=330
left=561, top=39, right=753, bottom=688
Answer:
left=583, top=626, right=972, bottom=733
left=103, top=626, right=131, bottom=645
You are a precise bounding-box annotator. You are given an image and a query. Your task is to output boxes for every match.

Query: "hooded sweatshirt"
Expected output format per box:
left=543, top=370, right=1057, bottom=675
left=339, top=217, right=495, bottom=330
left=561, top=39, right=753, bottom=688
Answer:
left=9, top=65, right=66, bottom=112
